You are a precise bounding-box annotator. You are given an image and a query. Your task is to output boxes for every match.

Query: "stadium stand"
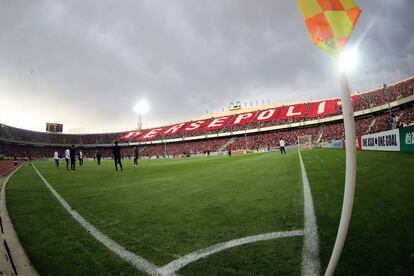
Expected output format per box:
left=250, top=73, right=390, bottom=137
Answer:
left=1, top=77, right=414, bottom=159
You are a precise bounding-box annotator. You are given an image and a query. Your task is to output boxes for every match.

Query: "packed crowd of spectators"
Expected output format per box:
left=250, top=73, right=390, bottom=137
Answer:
left=0, top=124, right=124, bottom=145
left=1, top=78, right=414, bottom=159
left=353, top=77, right=414, bottom=111
left=1, top=77, right=413, bottom=146
left=1, top=102, right=413, bottom=160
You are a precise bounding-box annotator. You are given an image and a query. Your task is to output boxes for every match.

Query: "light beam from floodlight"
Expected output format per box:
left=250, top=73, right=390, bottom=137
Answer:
left=339, top=47, right=358, bottom=72
left=133, top=100, right=150, bottom=115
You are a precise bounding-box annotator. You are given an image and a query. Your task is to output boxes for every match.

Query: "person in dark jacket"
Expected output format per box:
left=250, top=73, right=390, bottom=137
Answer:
left=133, top=146, right=139, bottom=166
left=112, top=141, right=123, bottom=171
left=70, top=144, right=76, bottom=171
left=96, top=149, right=101, bottom=166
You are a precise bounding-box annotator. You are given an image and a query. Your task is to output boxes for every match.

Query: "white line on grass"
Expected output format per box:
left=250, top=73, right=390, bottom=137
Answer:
left=158, top=230, right=304, bottom=275
left=31, top=164, right=166, bottom=276
left=299, top=152, right=321, bottom=276
left=31, top=163, right=307, bottom=275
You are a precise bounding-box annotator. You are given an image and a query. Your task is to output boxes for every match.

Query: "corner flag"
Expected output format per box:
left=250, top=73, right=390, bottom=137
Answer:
left=298, top=0, right=361, bottom=55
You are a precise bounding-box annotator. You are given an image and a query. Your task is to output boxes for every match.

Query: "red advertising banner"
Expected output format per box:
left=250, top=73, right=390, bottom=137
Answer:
left=229, top=112, right=255, bottom=126
left=307, top=100, right=338, bottom=117
left=120, top=130, right=144, bottom=141
left=203, top=116, right=232, bottom=131
left=251, top=108, right=280, bottom=123
left=119, top=95, right=361, bottom=141
left=182, top=120, right=211, bottom=132
left=138, top=128, right=165, bottom=141
left=162, top=123, right=186, bottom=135
left=279, top=104, right=307, bottom=119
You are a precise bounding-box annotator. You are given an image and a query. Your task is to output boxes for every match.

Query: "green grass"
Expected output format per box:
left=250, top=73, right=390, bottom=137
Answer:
left=301, top=149, right=414, bottom=275
left=5, top=149, right=414, bottom=275
left=7, top=152, right=303, bottom=275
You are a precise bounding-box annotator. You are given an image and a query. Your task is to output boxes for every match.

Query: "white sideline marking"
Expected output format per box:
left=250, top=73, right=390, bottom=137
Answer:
left=31, top=163, right=308, bottom=275
left=159, top=230, right=304, bottom=275
left=299, top=152, right=321, bottom=276
left=31, top=164, right=166, bottom=276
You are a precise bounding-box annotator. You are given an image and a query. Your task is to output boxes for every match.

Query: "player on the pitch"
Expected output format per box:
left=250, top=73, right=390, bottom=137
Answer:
left=70, top=144, right=76, bottom=171
left=133, top=146, right=139, bottom=166
left=96, top=149, right=102, bottom=166
left=53, top=151, right=59, bottom=168
left=279, top=138, right=286, bottom=155
left=65, top=147, right=70, bottom=170
left=78, top=150, right=84, bottom=167
left=112, top=141, right=123, bottom=171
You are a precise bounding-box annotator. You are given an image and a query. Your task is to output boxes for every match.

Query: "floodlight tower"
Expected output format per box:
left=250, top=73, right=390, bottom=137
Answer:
left=133, top=100, right=150, bottom=130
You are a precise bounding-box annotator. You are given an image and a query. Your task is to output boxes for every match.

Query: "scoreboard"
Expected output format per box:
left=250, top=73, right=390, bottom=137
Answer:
left=46, top=123, right=63, bottom=133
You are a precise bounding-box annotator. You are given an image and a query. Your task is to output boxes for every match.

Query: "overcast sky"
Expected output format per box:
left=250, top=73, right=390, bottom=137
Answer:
left=1, top=0, right=413, bottom=133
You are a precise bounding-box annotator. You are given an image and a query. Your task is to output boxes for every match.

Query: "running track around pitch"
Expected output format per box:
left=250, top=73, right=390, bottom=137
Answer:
left=0, top=161, right=22, bottom=177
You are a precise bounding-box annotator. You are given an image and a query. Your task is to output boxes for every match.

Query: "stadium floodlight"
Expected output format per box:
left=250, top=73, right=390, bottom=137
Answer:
left=133, top=100, right=150, bottom=130
left=339, top=47, right=358, bottom=72
left=133, top=100, right=150, bottom=115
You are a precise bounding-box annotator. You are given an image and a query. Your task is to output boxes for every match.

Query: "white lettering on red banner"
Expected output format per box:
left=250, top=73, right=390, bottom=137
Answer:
left=252, top=109, right=279, bottom=122
left=119, top=95, right=361, bottom=141
left=307, top=100, right=337, bottom=117
left=232, top=112, right=254, bottom=125
left=184, top=120, right=209, bottom=132
left=279, top=104, right=306, bottom=119
left=163, top=123, right=185, bottom=134
left=120, top=131, right=143, bottom=141
left=205, top=116, right=231, bottom=130
left=142, top=128, right=164, bottom=140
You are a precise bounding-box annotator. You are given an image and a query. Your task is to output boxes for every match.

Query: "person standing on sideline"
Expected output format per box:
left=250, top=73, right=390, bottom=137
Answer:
left=96, top=149, right=101, bottom=166
left=53, top=151, right=59, bottom=168
left=78, top=150, right=84, bottom=167
left=279, top=139, right=286, bottom=155
left=133, top=146, right=139, bottom=166
left=112, top=141, right=123, bottom=171
left=65, top=147, right=70, bottom=170
left=27, top=153, right=32, bottom=166
left=70, top=144, right=76, bottom=171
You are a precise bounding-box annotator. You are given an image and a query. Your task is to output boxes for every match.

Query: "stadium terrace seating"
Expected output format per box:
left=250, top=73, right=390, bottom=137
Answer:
left=0, top=124, right=123, bottom=145
left=118, top=77, right=414, bottom=142
left=1, top=77, right=414, bottom=159
left=2, top=102, right=412, bottom=160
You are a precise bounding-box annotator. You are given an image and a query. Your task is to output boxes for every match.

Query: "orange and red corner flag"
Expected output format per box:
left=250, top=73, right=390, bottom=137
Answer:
left=298, top=0, right=361, bottom=55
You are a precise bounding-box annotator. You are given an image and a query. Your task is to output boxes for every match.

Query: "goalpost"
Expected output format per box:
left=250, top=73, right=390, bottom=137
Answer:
left=297, top=135, right=312, bottom=151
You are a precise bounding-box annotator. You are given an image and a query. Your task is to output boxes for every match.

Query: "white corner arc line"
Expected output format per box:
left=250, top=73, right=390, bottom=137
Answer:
left=31, top=164, right=167, bottom=276
left=158, top=230, right=304, bottom=275
left=30, top=163, right=309, bottom=276
left=299, top=152, right=321, bottom=276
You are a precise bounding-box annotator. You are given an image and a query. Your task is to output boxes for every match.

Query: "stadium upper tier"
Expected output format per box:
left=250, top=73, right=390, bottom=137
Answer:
left=1, top=76, right=413, bottom=146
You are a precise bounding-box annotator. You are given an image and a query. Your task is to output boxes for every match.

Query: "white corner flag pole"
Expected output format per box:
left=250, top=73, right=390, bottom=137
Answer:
left=325, top=69, right=357, bottom=275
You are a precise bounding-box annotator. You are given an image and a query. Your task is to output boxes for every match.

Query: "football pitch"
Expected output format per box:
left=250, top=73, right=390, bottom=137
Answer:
left=5, top=149, right=414, bottom=275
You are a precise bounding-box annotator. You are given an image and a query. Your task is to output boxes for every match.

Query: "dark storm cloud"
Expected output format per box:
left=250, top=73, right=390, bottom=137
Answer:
left=0, top=0, right=413, bottom=132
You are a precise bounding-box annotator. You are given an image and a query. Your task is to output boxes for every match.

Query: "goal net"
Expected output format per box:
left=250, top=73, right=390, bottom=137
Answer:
left=297, top=135, right=312, bottom=150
